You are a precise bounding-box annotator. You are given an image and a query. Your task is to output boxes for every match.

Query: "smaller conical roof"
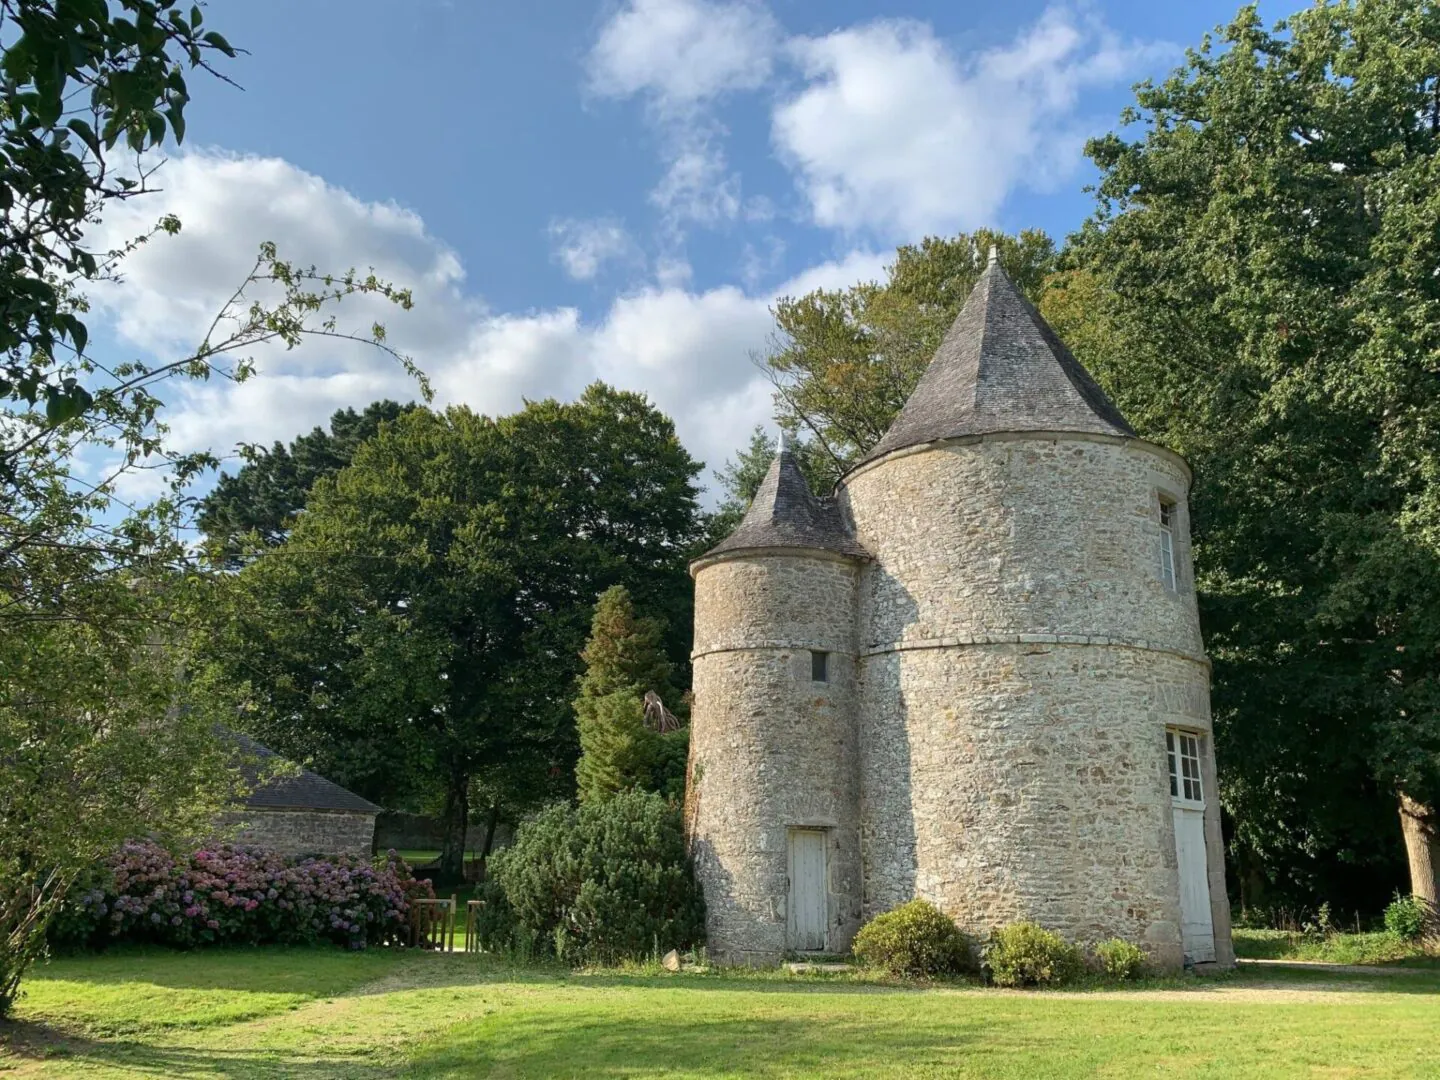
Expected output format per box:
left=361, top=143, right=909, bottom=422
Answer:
left=854, top=253, right=1134, bottom=470
left=702, top=444, right=868, bottom=561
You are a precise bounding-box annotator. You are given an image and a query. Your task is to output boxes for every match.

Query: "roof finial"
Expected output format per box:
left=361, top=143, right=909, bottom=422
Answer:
left=778, top=429, right=791, bottom=453
left=987, top=244, right=999, bottom=268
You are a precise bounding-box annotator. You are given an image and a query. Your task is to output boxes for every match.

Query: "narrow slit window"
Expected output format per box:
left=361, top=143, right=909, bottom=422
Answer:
left=1158, top=497, right=1177, bottom=591
left=811, top=650, right=829, bottom=683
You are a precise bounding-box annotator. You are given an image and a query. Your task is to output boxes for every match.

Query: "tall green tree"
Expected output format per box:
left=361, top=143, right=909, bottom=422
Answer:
left=0, top=1, right=430, bottom=1018
left=574, top=584, right=684, bottom=803
left=1052, top=0, right=1440, bottom=916
left=202, top=385, right=704, bottom=878
left=763, top=229, right=1056, bottom=488
left=198, top=400, right=417, bottom=559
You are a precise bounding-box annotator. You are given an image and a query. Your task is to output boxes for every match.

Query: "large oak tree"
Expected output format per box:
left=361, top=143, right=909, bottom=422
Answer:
left=202, top=385, right=705, bottom=878
left=1048, top=0, right=1440, bottom=919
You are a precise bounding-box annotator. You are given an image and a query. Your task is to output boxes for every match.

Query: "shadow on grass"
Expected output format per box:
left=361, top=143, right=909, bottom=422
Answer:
left=33, top=946, right=1440, bottom=998
left=399, top=990, right=1440, bottom=1080
left=29, top=944, right=400, bottom=995
left=408, top=1012, right=1001, bottom=1080
left=1, top=1017, right=390, bottom=1079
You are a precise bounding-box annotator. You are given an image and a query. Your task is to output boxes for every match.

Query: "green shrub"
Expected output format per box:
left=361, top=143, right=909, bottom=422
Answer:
left=1093, top=938, right=1147, bottom=981
left=467, top=878, right=516, bottom=952
left=851, top=900, right=973, bottom=978
left=983, top=922, right=1084, bottom=987
left=1384, top=893, right=1430, bottom=941
left=487, top=790, right=705, bottom=965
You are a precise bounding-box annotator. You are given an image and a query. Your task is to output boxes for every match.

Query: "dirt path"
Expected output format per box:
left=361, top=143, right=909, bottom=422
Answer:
left=1237, top=958, right=1437, bottom=977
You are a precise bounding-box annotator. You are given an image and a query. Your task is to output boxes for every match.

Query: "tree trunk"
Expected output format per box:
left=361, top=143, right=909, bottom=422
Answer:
left=1398, top=792, right=1439, bottom=936
left=478, top=804, right=500, bottom=882
left=438, top=770, right=469, bottom=883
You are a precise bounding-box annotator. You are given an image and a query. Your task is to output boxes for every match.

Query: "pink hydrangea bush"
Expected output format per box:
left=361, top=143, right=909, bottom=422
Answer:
left=65, top=841, right=433, bottom=950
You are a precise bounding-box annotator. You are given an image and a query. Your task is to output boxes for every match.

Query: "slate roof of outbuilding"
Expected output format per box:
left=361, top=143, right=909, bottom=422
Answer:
left=853, top=252, right=1135, bottom=470
left=230, top=731, right=380, bottom=813
left=701, top=445, right=869, bottom=561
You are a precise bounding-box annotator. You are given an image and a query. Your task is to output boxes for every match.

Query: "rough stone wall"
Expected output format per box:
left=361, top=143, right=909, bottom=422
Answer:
left=844, top=434, right=1230, bottom=968
left=218, top=809, right=376, bottom=859
left=689, top=552, right=863, bottom=964
left=857, top=643, right=1206, bottom=966
left=373, top=811, right=513, bottom=856
left=845, top=435, right=1201, bottom=658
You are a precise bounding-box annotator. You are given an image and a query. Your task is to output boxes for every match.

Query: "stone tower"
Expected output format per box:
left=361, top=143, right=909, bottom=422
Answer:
left=687, top=439, right=868, bottom=963
left=687, top=254, right=1233, bottom=970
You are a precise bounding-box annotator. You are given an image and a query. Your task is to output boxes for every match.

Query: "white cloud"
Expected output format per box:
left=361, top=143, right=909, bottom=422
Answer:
left=83, top=151, right=877, bottom=503
left=772, top=9, right=1171, bottom=239
left=548, top=217, right=638, bottom=280
left=587, top=0, right=780, bottom=110
left=649, top=138, right=741, bottom=229
left=588, top=0, right=781, bottom=238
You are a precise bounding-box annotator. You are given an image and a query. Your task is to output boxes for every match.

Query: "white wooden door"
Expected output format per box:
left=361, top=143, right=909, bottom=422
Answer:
left=788, top=829, right=827, bottom=952
left=1167, top=730, right=1216, bottom=964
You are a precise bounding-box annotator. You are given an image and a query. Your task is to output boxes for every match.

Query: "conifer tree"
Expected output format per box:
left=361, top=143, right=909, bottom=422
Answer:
left=574, top=585, right=679, bottom=803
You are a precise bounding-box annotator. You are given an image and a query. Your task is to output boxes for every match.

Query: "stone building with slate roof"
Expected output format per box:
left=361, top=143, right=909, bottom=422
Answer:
left=685, top=251, right=1233, bottom=970
left=219, top=733, right=379, bottom=858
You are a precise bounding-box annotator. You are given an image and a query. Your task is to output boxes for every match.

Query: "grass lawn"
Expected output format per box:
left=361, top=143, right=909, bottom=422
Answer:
left=393, top=850, right=482, bottom=866
left=1232, top=928, right=1440, bottom=968
left=2, top=948, right=1439, bottom=1078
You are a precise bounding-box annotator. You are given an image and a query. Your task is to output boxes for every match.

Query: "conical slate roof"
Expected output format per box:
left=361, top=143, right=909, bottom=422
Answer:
left=703, top=444, right=869, bottom=560
left=855, top=252, right=1134, bottom=469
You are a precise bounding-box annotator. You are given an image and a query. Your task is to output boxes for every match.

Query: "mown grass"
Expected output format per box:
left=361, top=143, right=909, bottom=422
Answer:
left=1232, top=928, right=1440, bottom=967
left=1, top=947, right=1438, bottom=1078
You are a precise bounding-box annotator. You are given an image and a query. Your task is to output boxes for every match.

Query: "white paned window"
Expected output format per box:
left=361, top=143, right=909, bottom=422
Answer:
left=1167, top=729, right=1204, bottom=805
left=1159, top=497, right=1177, bottom=591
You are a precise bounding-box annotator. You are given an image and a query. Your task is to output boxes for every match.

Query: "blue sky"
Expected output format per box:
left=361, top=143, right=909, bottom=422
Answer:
left=88, top=0, right=1270, bottom=504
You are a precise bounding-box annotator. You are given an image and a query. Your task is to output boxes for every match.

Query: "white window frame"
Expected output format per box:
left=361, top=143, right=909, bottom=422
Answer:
left=1166, top=728, right=1205, bottom=807
left=1158, top=496, right=1178, bottom=591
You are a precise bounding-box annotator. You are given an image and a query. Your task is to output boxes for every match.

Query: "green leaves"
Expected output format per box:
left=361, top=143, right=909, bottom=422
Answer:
left=196, top=390, right=704, bottom=873
left=0, top=0, right=240, bottom=428
left=1061, top=0, right=1440, bottom=910
left=574, top=585, right=680, bottom=804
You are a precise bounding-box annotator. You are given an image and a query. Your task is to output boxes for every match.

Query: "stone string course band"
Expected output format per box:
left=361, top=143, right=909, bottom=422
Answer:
left=696, top=633, right=1210, bottom=667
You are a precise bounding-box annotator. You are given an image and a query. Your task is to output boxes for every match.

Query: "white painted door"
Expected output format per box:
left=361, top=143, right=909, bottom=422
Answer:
left=788, top=829, right=827, bottom=952
left=1167, top=730, right=1216, bottom=964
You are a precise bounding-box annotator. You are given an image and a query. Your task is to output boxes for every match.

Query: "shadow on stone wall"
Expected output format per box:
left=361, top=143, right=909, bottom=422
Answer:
left=686, top=833, right=751, bottom=964
left=857, top=561, right=918, bottom=920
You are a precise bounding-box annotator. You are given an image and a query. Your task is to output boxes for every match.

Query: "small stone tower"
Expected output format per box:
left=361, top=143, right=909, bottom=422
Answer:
left=687, top=437, right=868, bottom=963
left=687, top=254, right=1233, bottom=969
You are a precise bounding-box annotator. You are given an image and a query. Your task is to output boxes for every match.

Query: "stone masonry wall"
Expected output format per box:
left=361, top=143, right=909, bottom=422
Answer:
left=858, top=643, right=1206, bottom=967
left=844, top=434, right=1231, bottom=968
left=689, top=552, right=863, bottom=964
left=844, top=435, right=1202, bottom=658
left=218, top=809, right=377, bottom=859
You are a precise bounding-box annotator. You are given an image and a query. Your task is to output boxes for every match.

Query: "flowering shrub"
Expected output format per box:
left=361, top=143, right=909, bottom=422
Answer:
left=60, top=841, right=432, bottom=950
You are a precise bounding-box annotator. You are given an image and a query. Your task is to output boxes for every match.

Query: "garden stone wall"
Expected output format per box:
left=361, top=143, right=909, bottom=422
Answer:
left=218, top=808, right=377, bottom=859
left=372, top=811, right=511, bottom=856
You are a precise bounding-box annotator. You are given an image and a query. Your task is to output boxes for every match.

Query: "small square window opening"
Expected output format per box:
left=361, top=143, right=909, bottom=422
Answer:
left=811, top=650, right=829, bottom=683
